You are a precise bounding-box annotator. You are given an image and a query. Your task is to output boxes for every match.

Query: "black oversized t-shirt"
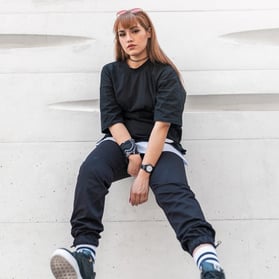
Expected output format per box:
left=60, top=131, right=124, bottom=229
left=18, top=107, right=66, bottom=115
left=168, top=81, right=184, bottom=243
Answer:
left=100, top=60, right=186, bottom=150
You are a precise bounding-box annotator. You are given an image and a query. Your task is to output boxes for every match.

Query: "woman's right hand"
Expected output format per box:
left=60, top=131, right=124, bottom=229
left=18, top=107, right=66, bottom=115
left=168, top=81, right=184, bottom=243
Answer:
left=127, top=154, right=142, bottom=177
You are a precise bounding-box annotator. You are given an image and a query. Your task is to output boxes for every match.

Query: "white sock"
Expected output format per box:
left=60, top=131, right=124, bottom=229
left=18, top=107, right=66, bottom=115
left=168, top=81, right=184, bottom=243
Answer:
left=76, top=244, right=97, bottom=261
left=193, top=244, right=221, bottom=270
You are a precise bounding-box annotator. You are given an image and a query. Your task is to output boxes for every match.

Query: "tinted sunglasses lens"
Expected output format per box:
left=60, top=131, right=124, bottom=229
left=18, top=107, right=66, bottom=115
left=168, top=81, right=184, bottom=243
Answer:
left=116, top=8, right=142, bottom=17
left=116, top=10, right=127, bottom=16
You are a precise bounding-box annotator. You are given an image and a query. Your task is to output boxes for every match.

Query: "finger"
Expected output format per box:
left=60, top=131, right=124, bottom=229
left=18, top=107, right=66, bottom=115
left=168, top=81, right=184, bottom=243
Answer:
left=129, top=193, right=137, bottom=206
left=129, top=192, right=134, bottom=205
left=140, top=191, right=149, bottom=203
left=135, top=193, right=144, bottom=205
left=138, top=195, right=148, bottom=204
left=135, top=194, right=142, bottom=206
left=134, top=195, right=140, bottom=206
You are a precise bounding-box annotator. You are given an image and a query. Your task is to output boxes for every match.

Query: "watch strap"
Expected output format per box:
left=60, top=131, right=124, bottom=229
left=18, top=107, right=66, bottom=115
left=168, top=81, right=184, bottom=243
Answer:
left=141, top=164, right=154, bottom=173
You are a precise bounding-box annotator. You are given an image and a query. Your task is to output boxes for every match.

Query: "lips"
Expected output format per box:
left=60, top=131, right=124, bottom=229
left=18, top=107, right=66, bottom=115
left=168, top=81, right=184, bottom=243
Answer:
left=127, top=44, right=136, bottom=49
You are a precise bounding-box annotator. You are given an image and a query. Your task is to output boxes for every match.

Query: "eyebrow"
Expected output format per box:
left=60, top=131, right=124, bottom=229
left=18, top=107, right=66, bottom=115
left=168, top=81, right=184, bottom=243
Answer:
left=118, top=25, right=139, bottom=32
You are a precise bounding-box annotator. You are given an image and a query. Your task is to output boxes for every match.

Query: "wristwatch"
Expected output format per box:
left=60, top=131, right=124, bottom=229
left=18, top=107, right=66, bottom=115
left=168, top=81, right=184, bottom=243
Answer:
left=120, top=138, right=138, bottom=158
left=141, top=164, right=154, bottom=174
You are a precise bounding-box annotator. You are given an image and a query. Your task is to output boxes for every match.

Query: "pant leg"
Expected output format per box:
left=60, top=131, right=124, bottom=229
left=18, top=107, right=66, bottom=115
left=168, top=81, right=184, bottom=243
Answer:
left=70, top=140, right=129, bottom=247
left=149, top=151, right=216, bottom=255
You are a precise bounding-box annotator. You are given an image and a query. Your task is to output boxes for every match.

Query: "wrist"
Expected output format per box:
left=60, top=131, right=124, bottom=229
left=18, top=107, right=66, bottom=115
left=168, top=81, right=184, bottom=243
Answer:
left=138, top=168, right=151, bottom=178
left=128, top=153, right=141, bottom=159
left=120, top=138, right=139, bottom=158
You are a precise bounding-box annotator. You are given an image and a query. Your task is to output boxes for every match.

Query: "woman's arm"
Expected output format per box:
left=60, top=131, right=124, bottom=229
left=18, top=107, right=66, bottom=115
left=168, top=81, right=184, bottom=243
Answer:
left=141, top=121, right=170, bottom=167
left=129, top=121, right=170, bottom=206
left=109, top=123, right=131, bottom=145
left=109, top=123, right=142, bottom=177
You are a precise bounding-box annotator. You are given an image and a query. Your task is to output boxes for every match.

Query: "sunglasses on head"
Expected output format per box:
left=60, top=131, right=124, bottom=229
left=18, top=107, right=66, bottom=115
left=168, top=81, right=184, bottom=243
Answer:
left=116, top=8, right=143, bottom=17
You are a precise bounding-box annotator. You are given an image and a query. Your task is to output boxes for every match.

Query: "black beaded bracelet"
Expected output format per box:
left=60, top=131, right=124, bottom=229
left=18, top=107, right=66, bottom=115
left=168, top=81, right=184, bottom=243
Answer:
left=120, top=138, right=139, bottom=158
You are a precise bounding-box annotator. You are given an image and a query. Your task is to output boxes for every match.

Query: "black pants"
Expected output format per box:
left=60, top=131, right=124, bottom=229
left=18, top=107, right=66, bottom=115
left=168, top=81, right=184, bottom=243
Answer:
left=70, top=140, right=215, bottom=255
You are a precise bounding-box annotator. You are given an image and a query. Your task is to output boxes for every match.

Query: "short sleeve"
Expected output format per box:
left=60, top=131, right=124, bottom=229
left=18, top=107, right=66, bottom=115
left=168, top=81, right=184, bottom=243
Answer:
left=100, top=65, right=124, bottom=133
left=154, top=66, right=186, bottom=126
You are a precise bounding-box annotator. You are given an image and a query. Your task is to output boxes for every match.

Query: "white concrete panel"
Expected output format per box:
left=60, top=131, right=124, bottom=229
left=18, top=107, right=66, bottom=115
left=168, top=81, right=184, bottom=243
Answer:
left=105, top=139, right=279, bottom=221
left=184, top=139, right=279, bottom=220
left=0, top=142, right=165, bottom=223
left=49, top=94, right=279, bottom=113
left=1, top=139, right=278, bottom=223
left=2, top=95, right=279, bottom=141
left=96, top=221, right=198, bottom=279
left=1, top=3, right=279, bottom=279
left=1, top=220, right=278, bottom=279
left=0, top=73, right=102, bottom=142
left=183, top=111, right=279, bottom=140
left=212, top=220, right=279, bottom=279
left=27, top=69, right=279, bottom=101
left=186, top=94, right=279, bottom=111
left=1, top=72, right=279, bottom=142
left=1, top=11, right=279, bottom=73
left=0, top=223, right=73, bottom=279
left=183, top=70, right=279, bottom=95
left=152, top=11, right=279, bottom=71
left=97, top=220, right=279, bottom=279
left=0, top=13, right=113, bottom=73
left=1, top=0, right=279, bottom=13
left=0, top=142, right=92, bottom=223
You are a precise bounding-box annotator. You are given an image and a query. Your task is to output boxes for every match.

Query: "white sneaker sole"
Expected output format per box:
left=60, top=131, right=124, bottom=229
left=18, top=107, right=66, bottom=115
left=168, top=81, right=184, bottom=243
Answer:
left=50, top=249, right=82, bottom=279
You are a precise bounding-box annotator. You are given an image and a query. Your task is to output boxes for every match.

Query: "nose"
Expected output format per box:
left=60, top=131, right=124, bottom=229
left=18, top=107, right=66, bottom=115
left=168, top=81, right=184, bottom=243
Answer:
left=126, top=32, right=133, bottom=42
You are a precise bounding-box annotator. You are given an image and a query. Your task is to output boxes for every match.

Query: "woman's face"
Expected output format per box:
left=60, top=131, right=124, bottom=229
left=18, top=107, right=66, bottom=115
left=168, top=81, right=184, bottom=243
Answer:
left=117, top=22, right=151, bottom=59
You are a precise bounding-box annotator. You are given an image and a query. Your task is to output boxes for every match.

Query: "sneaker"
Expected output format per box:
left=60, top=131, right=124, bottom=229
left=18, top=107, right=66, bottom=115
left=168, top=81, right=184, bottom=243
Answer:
left=50, top=248, right=96, bottom=279
left=200, top=262, right=225, bottom=279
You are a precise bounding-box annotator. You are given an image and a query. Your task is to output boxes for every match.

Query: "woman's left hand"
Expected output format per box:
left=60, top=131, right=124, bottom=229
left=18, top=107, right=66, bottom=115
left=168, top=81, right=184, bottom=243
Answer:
left=129, top=171, right=150, bottom=206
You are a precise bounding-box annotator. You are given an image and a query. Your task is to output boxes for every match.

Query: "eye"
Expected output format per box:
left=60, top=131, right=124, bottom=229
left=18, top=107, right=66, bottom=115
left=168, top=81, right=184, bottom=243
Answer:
left=132, top=29, right=140, bottom=34
left=118, top=32, right=126, bottom=37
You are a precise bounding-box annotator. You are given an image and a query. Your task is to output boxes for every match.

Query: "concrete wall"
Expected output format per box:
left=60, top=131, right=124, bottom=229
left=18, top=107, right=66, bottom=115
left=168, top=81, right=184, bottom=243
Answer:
left=1, top=1, right=279, bottom=278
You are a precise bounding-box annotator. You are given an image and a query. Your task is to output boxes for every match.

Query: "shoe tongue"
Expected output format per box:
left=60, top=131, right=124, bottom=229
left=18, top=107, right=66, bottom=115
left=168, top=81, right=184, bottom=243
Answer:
left=77, top=248, right=94, bottom=260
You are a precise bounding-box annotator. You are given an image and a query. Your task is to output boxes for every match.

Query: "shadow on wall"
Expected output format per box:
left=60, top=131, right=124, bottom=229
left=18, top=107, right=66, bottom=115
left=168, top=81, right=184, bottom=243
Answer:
left=48, top=94, right=279, bottom=112
left=0, top=34, right=94, bottom=49
left=221, top=28, right=279, bottom=46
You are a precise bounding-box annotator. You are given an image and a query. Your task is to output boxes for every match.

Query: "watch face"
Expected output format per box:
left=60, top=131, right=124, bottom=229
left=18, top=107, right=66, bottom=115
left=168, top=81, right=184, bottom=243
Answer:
left=146, top=165, right=153, bottom=172
left=141, top=164, right=154, bottom=173
left=124, top=141, right=133, bottom=149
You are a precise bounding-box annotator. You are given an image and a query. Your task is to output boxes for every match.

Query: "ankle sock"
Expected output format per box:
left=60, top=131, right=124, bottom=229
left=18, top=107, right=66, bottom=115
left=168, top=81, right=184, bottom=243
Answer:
left=76, top=244, right=97, bottom=261
left=193, top=244, right=222, bottom=271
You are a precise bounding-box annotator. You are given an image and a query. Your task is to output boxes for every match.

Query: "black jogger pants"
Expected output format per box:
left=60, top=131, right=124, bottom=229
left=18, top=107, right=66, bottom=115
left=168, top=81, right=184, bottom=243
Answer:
left=70, top=140, right=215, bottom=255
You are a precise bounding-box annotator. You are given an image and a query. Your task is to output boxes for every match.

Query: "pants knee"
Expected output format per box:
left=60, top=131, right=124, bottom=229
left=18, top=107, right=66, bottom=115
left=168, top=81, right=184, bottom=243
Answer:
left=77, top=159, right=110, bottom=199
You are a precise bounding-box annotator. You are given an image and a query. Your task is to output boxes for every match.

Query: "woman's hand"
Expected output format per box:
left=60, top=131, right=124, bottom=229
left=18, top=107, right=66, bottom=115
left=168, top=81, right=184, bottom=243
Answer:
left=127, top=154, right=142, bottom=177
left=129, top=170, right=150, bottom=206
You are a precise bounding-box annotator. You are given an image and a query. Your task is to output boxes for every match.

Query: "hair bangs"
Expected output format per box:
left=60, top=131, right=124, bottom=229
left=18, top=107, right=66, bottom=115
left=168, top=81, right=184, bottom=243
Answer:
left=114, top=12, right=149, bottom=34
left=114, top=14, right=137, bottom=32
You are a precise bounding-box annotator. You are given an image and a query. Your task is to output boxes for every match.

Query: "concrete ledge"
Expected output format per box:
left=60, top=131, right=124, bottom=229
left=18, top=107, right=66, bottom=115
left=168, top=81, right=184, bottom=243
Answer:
left=1, top=220, right=278, bottom=279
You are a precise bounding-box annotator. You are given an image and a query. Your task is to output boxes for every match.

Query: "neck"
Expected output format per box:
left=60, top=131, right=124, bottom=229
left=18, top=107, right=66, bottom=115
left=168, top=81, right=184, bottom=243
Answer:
left=129, top=56, right=148, bottom=62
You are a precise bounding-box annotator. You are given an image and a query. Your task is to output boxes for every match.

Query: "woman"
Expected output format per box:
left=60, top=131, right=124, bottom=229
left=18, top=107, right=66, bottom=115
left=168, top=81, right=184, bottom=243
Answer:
left=50, top=8, right=226, bottom=279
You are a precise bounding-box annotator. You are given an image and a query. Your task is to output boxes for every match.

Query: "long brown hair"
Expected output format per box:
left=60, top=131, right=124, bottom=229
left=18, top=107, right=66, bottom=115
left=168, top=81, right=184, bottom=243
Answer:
left=113, top=9, right=182, bottom=80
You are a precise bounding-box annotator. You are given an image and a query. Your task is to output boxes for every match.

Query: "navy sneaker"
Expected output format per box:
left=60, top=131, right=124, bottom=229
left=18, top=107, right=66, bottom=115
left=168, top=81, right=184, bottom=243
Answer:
left=50, top=248, right=96, bottom=279
left=200, top=262, right=225, bottom=279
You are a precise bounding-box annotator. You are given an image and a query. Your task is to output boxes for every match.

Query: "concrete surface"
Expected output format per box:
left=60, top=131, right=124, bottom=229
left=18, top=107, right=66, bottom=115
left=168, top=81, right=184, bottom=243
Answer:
left=1, top=1, right=279, bottom=278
